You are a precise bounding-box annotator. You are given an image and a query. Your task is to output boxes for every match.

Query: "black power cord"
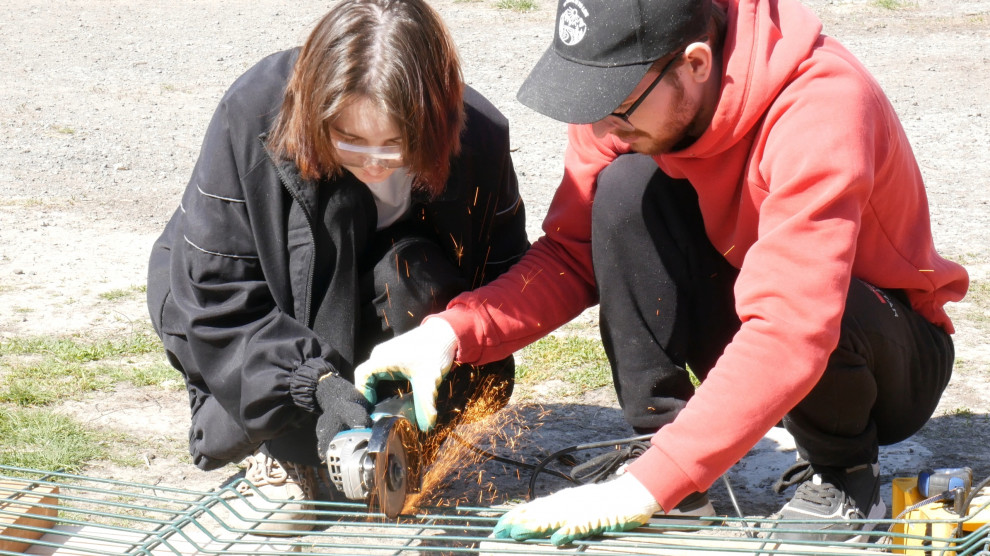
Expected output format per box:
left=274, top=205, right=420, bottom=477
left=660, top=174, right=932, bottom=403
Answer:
left=446, top=431, right=574, bottom=484
left=447, top=431, right=657, bottom=499
left=450, top=431, right=746, bottom=514
left=526, top=433, right=653, bottom=500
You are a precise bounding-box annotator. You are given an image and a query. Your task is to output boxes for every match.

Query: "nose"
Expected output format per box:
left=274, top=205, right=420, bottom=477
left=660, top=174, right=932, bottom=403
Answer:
left=362, top=157, right=390, bottom=176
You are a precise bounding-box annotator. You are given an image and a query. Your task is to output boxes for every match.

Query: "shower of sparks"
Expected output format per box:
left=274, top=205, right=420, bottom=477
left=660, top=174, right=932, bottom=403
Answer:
left=449, top=234, right=465, bottom=266
left=401, top=375, right=538, bottom=512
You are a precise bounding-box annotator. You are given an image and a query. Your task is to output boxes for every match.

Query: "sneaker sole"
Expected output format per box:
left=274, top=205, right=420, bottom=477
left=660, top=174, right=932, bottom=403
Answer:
left=842, top=499, right=887, bottom=543
left=645, top=494, right=719, bottom=531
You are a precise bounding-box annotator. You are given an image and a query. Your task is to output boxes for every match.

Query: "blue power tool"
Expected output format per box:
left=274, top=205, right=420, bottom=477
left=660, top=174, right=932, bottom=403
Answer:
left=918, top=467, right=972, bottom=498
left=324, top=395, right=422, bottom=518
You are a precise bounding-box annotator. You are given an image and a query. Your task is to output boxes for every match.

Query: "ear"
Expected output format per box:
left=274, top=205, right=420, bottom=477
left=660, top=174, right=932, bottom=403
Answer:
left=683, top=42, right=714, bottom=83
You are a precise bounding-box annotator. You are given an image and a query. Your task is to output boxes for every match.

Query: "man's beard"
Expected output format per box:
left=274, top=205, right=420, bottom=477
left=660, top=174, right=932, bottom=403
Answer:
left=616, top=80, right=700, bottom=155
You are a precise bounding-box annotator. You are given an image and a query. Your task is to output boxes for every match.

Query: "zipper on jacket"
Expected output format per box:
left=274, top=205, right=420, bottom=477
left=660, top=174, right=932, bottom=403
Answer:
left=260, top=136, right=318, bottom=327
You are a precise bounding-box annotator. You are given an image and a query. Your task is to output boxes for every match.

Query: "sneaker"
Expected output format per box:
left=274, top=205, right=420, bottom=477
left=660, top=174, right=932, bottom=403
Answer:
left=770, top=460, right=886, bottom=543
left=571, top=439, right=716, bottom=518
left=229, top=450, right=321, bottom=536
left=569, top=439, right=651, bottom=484
left=661, top=490, right=716, bottom=518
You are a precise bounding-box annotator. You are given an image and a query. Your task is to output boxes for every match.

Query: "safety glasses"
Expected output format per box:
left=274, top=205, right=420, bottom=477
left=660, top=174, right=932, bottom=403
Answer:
left=606, top=49, right=686, bottom=127
left=333, top=140, right=405, bottom=170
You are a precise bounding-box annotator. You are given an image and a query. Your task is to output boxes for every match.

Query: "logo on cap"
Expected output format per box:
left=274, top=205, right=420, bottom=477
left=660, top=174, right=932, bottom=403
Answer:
left=558, top=0, right=589, bottom=46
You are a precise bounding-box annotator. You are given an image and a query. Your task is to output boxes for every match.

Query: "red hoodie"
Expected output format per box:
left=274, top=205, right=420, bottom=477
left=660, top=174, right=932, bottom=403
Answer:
left=437, top=0, right=969, bottom=511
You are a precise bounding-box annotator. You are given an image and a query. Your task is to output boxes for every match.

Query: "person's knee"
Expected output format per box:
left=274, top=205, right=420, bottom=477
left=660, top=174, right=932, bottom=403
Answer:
left=374, top=237, right=467, bottom=330
left=592, top=154, right=658, bottom=228
left=188, top=395, right=258, bottom=470
left=435, top=357, right=515, bottom=427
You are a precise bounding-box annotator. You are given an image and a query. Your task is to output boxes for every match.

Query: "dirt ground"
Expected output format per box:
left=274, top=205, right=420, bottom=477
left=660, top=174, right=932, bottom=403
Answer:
left=1, top=0, right=988, bottom=519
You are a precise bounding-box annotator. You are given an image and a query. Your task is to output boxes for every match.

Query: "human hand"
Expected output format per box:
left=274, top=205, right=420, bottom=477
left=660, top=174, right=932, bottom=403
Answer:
left=314, top=372, right=373, bottom=461
left=492, top=473, right=661, bottom=546
left=353, top=318, right=457, bottom=432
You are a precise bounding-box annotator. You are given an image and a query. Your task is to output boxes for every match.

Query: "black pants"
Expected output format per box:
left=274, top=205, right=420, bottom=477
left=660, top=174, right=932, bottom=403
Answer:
left=268, top=183, right=513, bottom=466
left=592, top=154, right=954, bottom=467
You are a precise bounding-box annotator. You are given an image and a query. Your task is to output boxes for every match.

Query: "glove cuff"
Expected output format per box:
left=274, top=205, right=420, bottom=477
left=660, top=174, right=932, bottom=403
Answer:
left=422, top=317, right=458, bottom=365
left=294, top=358, right=335, bottom=413
left=611, top=472, right=663, bottom=517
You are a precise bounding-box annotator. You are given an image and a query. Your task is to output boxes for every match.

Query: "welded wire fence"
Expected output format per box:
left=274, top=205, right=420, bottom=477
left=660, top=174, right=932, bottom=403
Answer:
left=2, top=464, right=989, bottom=555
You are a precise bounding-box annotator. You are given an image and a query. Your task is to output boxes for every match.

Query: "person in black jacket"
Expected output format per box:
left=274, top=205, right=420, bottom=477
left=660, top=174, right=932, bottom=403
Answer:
left=146, top=0, right=528, bottom=534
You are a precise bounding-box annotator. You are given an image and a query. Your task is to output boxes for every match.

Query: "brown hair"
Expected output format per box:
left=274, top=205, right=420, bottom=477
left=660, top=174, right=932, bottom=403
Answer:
left=650, top=1, right=728, bottom=73
left=267, top=0, right=465, bottom=195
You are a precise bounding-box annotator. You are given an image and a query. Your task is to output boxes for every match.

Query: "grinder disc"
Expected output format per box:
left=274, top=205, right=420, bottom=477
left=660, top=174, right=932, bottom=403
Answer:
left=367, top=415, right=419, bottom=518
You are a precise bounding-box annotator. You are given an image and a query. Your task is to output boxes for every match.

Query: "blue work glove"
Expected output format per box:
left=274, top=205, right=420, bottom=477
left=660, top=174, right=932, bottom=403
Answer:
left=352, top=318, right=457, bottom=432
left=493, top=473, right=662, bottom=546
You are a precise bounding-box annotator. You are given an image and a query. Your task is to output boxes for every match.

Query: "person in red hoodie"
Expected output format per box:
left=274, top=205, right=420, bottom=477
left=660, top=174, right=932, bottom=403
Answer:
left=354, top=0, right=969, bottom=545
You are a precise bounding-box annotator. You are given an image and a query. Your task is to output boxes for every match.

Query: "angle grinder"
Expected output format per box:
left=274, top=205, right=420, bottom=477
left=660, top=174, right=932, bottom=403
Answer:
left=325, top=394, right=422, bottom=518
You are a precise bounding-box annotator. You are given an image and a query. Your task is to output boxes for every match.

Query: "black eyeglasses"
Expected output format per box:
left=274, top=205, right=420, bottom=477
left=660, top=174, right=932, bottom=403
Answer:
left=607, top=50, right=685, bottom=125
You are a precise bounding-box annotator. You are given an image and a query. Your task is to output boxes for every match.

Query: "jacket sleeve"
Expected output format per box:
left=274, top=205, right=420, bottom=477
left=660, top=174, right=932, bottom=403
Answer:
left=162, top=95, right=336, bottom=445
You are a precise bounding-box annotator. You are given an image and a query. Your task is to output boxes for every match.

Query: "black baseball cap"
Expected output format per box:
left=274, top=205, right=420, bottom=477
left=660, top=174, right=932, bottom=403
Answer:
left=517, top=0, right=712, bottom=124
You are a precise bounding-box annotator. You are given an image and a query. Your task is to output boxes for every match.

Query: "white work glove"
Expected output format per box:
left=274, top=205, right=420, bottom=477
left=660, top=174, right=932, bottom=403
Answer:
left=353, top=318, right=457, bottom=432
left=493, top=473, right=661, bottom=546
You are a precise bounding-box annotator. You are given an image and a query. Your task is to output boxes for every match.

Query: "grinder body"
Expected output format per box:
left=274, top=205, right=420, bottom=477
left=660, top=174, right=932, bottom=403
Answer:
left=325, top=395, right=422, bottom=518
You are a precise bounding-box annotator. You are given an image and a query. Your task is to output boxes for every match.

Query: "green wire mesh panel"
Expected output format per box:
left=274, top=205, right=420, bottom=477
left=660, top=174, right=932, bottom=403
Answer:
left=2, top=465, right=988, bottom=555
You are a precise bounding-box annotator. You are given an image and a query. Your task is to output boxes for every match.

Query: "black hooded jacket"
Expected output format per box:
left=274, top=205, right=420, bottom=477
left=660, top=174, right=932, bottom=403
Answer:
left=147, top=49, right=528, bottom=466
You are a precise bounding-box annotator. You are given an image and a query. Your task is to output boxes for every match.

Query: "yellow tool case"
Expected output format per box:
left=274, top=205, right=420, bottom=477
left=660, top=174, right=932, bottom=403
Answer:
left=890, top=476, right=990, bottom=555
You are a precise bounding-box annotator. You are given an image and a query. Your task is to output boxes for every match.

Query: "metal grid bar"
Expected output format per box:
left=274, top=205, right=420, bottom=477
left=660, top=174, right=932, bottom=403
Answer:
left=3, top=465, right=988, bottom=555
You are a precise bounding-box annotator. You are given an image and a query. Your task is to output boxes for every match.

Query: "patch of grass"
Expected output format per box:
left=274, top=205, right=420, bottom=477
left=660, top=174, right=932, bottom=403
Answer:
left=516, top=335, right=611, bottom=391
left=496, top=0, right=537, bottom=12
left=687, top=366, right=701, bottom=388
left=872, top=0, right=918, bottom=8
left=0, top=331, right=160, bottom=362
left=515, top=331, right=701, bottom=393
left=964, top=278, right=990, bottom=324
left=950, top=407, right=973, bottom=418
left=0, top=328, right=179, bottom=406
left=2, top=360, right=118, bottom=405
left=945, top=407, right=990, bottom=427
left=125, top=360, right=182, bottom=388
left=51, top=124, right=76, bottom=135
left=99, top=284, right=146, bottom=302
left=0, top=406, right=107, bottom=472
left=946, top=252, right=981, bottom=266
left=966, top=279, right=989, bottom=299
